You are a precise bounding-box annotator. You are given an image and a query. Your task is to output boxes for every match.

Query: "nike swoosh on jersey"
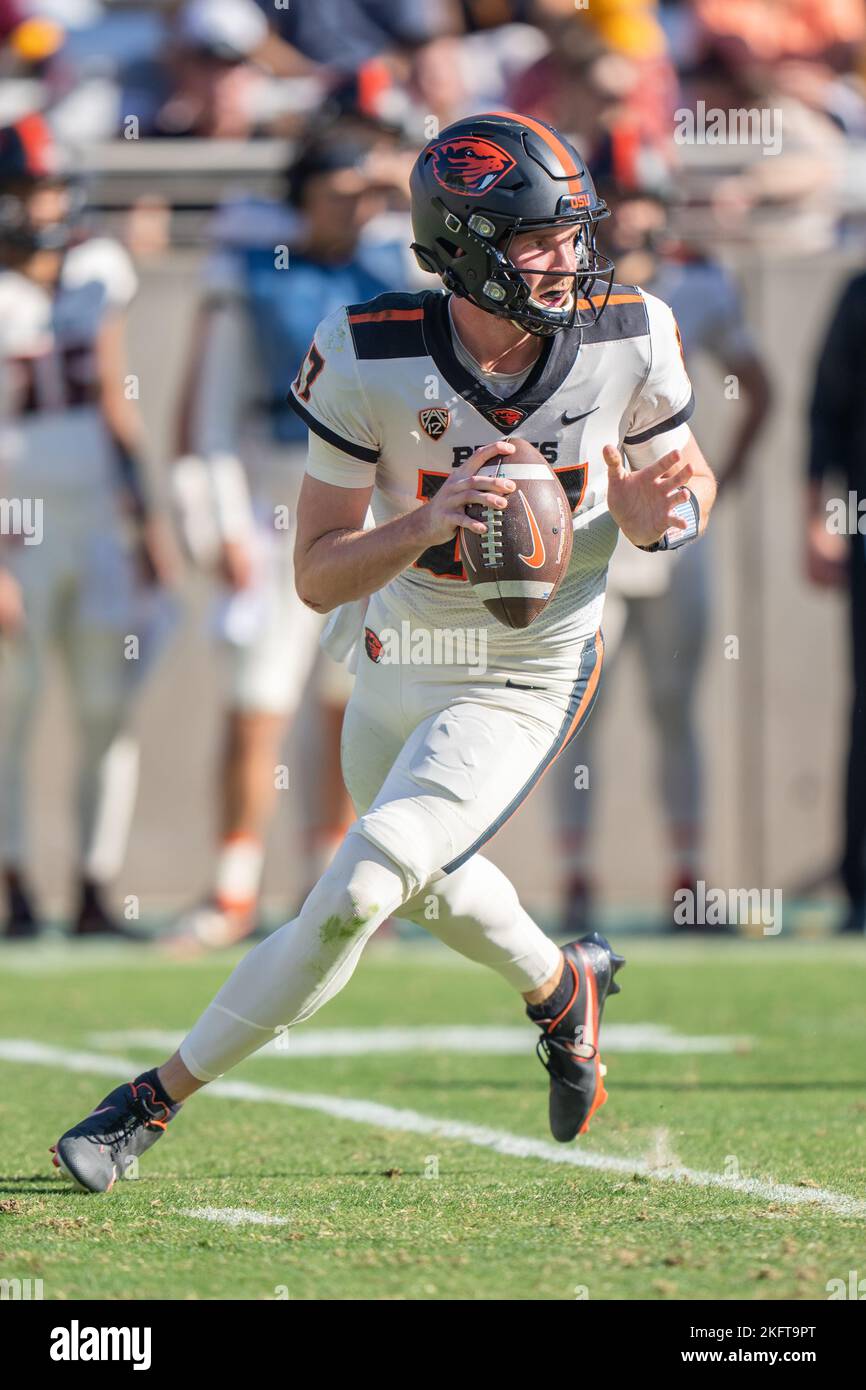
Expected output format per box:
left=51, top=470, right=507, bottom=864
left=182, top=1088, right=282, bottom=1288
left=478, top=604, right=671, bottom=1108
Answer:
left=518, top=492, right=547, bottom=569
left=561, top=406, right=600, bottom=425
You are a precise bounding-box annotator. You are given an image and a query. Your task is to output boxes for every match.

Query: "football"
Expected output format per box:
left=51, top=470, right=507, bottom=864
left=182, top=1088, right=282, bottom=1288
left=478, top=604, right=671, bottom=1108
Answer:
left=459, top=438, right=573, bottom=628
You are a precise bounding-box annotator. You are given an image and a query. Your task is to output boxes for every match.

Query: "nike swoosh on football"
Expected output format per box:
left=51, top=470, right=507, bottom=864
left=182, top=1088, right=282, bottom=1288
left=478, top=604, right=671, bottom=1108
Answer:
left=561, top=406, right=599, bottom=425
left=517, top=492, right=546, bottom=569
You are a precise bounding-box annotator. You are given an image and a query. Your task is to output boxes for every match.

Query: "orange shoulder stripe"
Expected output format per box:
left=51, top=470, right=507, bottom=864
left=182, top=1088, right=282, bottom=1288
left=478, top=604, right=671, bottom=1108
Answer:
left=348, top=308, right=425, bottom=325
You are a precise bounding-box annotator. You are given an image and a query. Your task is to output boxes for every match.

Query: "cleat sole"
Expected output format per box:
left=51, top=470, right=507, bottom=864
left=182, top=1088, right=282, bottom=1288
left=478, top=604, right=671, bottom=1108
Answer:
left=52, top=1140, right=114, bottom=1193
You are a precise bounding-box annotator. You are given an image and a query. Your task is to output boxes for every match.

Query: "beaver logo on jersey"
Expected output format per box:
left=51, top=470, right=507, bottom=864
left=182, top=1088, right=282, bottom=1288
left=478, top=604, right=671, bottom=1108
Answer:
left=364, top=627, right=383, bottom=663
left=487, top=405, right=525, bottom=430
left=430, top=138, right=516, bottom=196
left=419, top=407, right=451, bottom=440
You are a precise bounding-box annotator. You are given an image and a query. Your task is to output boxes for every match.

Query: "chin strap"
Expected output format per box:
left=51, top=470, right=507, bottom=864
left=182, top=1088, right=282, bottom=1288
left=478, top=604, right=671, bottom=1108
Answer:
left=638, top=488, right=701, bottom=552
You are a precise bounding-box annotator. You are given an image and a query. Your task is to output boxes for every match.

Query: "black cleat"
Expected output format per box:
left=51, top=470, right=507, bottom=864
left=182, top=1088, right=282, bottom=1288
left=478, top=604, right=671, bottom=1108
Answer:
left=51, top=1077, right=182, bottom=1192
left=71, top=882, right=142, bottom=940
left=531, top=932, right=625, bottom=1142
left=3, top=869, right=42, bottom=939
left=838, top=900, right=866, bottom=934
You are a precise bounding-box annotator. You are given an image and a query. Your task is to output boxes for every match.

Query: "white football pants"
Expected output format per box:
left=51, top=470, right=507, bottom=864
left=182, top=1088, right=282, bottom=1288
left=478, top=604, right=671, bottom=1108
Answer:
left=179, top=601, right=603, bottom=1081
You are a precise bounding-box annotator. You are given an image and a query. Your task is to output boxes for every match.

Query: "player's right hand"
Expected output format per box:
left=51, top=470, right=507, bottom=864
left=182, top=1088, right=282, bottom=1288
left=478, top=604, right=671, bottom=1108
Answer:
left=417, top=440, right=518, bottom=547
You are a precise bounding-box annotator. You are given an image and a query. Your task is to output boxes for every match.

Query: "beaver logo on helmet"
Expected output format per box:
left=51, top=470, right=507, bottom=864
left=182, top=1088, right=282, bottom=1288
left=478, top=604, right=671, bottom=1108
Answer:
left=430, top=137, right=516, bottom=196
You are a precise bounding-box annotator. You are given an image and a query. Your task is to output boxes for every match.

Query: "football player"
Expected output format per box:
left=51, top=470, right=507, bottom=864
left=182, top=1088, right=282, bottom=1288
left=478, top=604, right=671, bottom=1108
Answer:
left=52, top=112, right=716, bottom=1191
left=0, top=114, right=176, bottom=938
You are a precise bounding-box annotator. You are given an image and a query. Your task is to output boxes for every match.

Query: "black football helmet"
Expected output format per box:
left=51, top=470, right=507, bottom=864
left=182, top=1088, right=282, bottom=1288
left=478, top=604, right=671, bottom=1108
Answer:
left=410, top=111, right=613, bottom=337
left=0, top=113, right=76, bottom=255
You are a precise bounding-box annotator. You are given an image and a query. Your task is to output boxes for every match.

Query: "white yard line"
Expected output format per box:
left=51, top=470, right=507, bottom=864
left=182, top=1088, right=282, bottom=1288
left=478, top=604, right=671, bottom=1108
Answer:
left=181, top=1207, right=289, bottom=1227
left=2, top=1037, right=862, bottom=1218
left=84, top=1023, right=749, bottom=1056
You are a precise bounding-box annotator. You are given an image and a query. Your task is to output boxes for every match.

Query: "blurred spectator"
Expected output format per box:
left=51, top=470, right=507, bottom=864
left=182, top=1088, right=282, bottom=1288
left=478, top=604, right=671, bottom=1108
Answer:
left=674, top=51, right=847, bottom=252
left=255, top=0, right=449, bottom=71
left=692, top=0, right=866, bottom=69
left=253, top=0, right=464, bottom=135
left=0, top=0, right=64, bottom=126
left=806, top=270, right=866, bottom=932
left=510, top=26, right=660, bottom=186
left=129, top=0, right=271, bottom=140
left=512, top=6, right=678, bottom=179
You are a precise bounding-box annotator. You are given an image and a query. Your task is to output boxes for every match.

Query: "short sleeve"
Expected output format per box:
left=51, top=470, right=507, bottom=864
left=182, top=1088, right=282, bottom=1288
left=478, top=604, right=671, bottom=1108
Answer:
left=306, top=434, right=377, bottom=489
left=288, top=307, right=380, bottom=487
left=624, top=291, right=695, bottom=467
left=64, top=237, right=138, bottom=309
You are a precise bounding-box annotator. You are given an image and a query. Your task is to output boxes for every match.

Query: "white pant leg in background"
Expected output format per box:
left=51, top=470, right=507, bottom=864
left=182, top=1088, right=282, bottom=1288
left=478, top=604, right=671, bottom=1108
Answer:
left=628, top=539, right=709, bottom=842
left=218, top=452, right=353, bottom=718
left=0, top=507, right=139, bottom=875
left=554, top=537, right=709, bottom=867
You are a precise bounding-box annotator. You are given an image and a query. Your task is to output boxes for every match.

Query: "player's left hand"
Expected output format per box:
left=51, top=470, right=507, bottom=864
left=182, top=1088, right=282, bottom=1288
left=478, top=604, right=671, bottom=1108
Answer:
left=603, top=444, right=695, bottom=549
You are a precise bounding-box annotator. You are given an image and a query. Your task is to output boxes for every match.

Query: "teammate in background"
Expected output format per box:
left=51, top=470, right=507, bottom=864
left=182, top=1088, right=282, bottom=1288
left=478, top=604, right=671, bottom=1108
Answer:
left=168, top=133, right=408, bottom=951
left=53, top=113, right=716, bottom=1191
left=806, top=269, right=866, bottom=934
left=0, top=114, right=176, bottom=939
left=557, top=182, right=771, bottom=936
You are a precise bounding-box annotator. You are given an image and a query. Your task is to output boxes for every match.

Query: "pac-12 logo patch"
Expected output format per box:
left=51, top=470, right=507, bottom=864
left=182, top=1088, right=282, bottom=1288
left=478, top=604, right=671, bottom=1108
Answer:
left=364, top=627, right=383, bottom=663
left=419, top=407, right=451, bottom=440
left=430, top=137, right=516, bottom=196
left=487, top=405, right=525, bottom=430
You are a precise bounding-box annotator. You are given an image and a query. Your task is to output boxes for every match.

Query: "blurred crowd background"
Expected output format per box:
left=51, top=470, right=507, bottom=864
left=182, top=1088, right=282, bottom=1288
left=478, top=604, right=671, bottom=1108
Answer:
left=0, top=0, right=864, bottom=945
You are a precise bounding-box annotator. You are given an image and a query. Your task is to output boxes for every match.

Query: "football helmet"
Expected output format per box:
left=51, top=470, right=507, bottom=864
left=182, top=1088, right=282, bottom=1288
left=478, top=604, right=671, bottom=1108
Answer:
left=410, top=111, right=613, bottom=337
left=0, top=112, right=76, bottom=254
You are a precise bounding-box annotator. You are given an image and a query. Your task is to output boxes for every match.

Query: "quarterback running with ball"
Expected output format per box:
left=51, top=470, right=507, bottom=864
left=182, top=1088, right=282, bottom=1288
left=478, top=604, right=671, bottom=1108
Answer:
left=52, top=113, right=716, bottom=1191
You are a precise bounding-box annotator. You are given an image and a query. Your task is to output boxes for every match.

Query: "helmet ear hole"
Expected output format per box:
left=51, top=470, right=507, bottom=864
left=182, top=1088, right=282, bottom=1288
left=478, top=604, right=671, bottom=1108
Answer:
left=410, top=242, right=440, bottom=274
left=435, top=237, right=461, bottom=261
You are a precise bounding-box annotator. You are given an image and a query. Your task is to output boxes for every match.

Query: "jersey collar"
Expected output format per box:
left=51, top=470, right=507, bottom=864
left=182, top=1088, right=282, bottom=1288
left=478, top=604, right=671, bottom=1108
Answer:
left=421, top=291, right=582, bottom=433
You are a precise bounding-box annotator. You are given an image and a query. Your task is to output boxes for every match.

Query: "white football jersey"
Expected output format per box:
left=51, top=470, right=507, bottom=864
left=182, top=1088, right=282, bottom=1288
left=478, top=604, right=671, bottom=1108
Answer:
left=0, top=236, right=137, bottom=497
left=288, top=284, right=694, bottom=664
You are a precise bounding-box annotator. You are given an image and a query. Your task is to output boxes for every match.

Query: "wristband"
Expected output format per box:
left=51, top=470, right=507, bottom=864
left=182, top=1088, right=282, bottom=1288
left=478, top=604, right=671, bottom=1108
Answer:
left=638, top=488, right=700, bottom=552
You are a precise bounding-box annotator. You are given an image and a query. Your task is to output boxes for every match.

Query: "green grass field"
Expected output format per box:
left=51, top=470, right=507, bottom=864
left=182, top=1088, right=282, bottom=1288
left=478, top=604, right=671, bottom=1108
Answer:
left=1, top=935, right=864, bottom=1301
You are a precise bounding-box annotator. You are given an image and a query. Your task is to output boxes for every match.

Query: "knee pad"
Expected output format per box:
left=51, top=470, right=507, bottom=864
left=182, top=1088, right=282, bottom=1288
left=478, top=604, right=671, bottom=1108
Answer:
left=299, top=829, right=408, bottom=944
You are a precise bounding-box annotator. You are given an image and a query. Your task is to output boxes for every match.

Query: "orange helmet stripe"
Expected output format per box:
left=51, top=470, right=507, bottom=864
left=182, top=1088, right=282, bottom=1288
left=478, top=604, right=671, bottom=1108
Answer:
left=488, top=110, right=583, bottom=195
